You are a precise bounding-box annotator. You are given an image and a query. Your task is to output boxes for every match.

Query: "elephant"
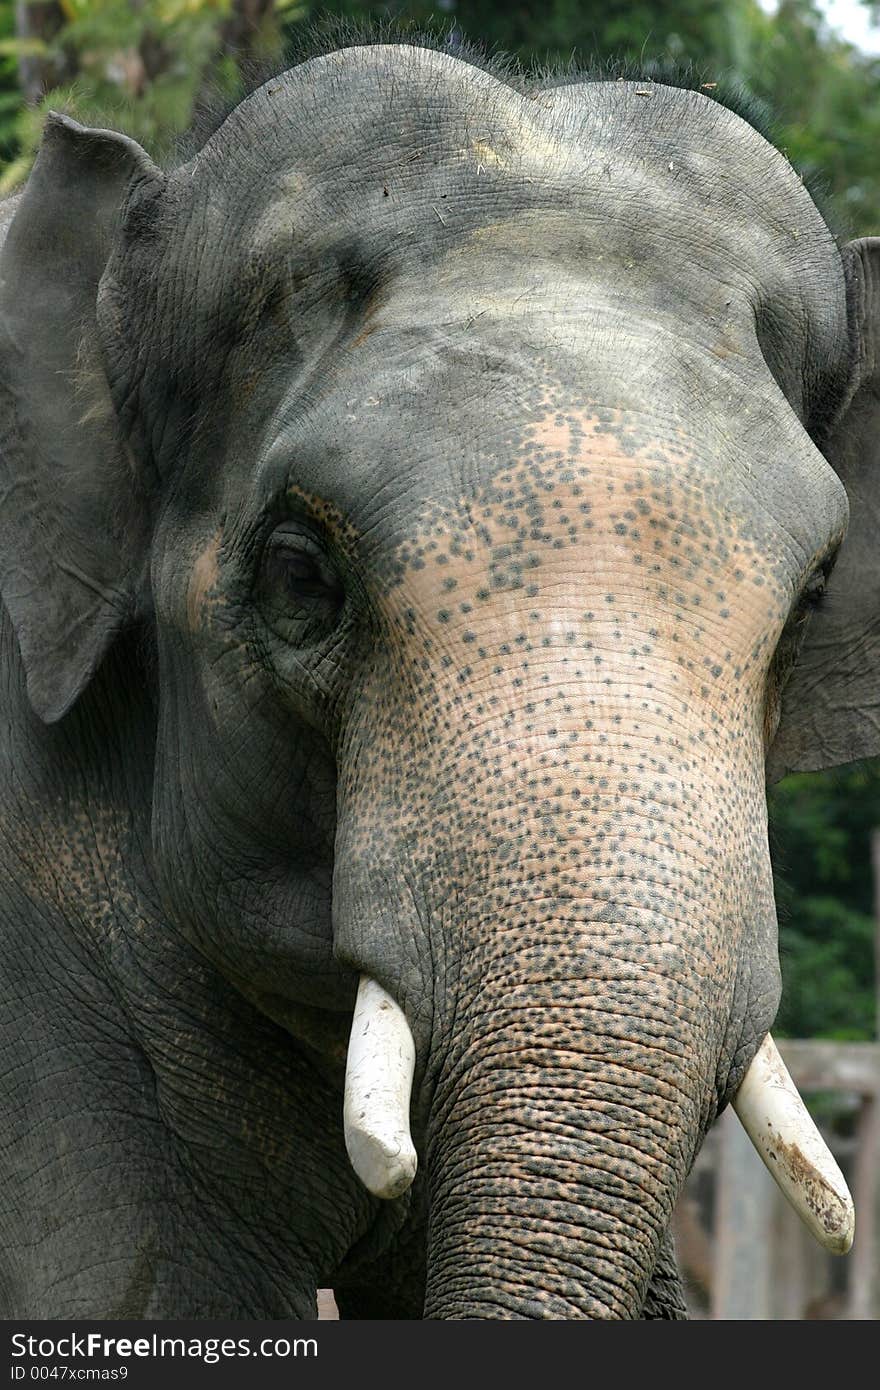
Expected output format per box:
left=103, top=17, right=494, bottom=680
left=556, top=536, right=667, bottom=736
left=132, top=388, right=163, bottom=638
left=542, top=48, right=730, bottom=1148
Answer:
left=0, top=35, right=876, bottom=1320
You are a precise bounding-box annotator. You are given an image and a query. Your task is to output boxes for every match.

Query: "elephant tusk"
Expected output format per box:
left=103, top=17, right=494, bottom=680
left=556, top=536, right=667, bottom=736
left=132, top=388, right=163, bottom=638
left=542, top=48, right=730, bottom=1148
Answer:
left=732, top=1033, right=855, bottom=1254
left=343, top=975, right=418, bottom=1199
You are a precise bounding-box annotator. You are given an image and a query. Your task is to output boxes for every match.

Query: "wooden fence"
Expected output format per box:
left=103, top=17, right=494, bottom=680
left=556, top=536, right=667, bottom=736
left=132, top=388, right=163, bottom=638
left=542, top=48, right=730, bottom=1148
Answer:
left=675, top=826, right=880, bottom=1319
left=675, top=1040, right=879, bottom=1318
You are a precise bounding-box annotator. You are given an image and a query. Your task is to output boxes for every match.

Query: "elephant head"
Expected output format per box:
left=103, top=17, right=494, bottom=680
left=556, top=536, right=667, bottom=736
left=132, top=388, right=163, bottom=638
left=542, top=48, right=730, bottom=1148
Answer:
left=0, top=43, right=876, bottom=1318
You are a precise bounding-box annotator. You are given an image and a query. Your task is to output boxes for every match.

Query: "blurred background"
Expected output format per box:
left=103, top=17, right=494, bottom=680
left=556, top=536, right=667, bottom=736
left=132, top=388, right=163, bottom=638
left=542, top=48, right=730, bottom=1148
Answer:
left=1, top=0, right=878, bottom=1319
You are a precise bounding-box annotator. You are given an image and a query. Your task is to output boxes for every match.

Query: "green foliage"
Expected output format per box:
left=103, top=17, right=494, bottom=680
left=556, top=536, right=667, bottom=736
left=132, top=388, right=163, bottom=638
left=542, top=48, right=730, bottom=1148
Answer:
left=310, top=0, right=734, bottom=66
left=769, top=766, right=879, bottom=1039
left=724, top=0, right=880, bottom=233
left=0, top=2, right=21, bottom=169
left=0, top=0, right=299, bottom=191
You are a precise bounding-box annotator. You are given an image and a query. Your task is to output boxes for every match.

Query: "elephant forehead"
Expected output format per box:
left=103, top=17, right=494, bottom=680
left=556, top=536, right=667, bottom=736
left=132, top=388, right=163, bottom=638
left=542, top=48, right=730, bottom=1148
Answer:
left=163, top=49, right=845, bottom=403
left=271, top=326, right=845, bottom=587
left=192, top=45, right=827, bottom=255
left=366, top=414, right=793, bottom=641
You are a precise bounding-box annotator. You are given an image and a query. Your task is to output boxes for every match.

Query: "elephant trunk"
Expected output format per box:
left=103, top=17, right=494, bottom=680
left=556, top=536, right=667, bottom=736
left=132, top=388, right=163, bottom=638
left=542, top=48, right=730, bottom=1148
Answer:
left=420, top=924, right=704, bottom=1319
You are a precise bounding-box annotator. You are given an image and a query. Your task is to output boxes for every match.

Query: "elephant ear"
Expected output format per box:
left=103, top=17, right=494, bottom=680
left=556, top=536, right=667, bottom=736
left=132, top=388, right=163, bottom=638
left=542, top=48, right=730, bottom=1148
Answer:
left=0, top=113, right=163, bottom=723
left=767, top=238, right=880, bottom=782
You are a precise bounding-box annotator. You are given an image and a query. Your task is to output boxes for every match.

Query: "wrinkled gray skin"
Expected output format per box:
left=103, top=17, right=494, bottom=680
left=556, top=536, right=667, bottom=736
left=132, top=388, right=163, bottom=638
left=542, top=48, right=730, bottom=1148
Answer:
left=0, top=44, right=878, bottom=1320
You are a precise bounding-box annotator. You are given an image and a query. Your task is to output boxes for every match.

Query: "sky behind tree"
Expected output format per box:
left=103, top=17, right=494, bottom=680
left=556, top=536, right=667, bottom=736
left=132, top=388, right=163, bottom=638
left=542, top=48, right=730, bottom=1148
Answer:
left=763, top=0, right=880, bottom=51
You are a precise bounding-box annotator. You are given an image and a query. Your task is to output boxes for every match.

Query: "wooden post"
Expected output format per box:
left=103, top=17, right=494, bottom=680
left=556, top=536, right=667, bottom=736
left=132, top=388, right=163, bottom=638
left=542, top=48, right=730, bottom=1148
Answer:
left=847, top=1096, right=879, bottom=1318
left=772, top=1197, right=811, bottom=1319
left=847, top=829, right=880, bottom=1319
left=712, top=1105, right=775, bottom=1318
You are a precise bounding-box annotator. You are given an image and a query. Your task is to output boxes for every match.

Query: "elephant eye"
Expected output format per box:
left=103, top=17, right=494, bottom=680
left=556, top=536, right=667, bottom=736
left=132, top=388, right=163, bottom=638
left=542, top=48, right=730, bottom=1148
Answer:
left=268, top=547, right=338, bottom=601
left=261, top=529, right=344, bottom=637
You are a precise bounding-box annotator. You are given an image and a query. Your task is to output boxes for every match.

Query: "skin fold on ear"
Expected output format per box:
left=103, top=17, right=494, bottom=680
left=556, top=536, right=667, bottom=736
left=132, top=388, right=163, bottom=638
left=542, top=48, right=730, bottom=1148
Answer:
left=0, top=114, right=163, bottom=724
left=767, top=237, right=880, bottom=782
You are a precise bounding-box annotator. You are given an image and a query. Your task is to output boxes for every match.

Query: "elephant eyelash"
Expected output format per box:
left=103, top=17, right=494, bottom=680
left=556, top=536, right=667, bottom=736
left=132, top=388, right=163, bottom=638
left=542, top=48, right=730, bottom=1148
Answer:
left=782, top=572, right=829, bottom=646
left=797, top=549, right=839, bottom=616
left=800, top=575, right=827, bottom=610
